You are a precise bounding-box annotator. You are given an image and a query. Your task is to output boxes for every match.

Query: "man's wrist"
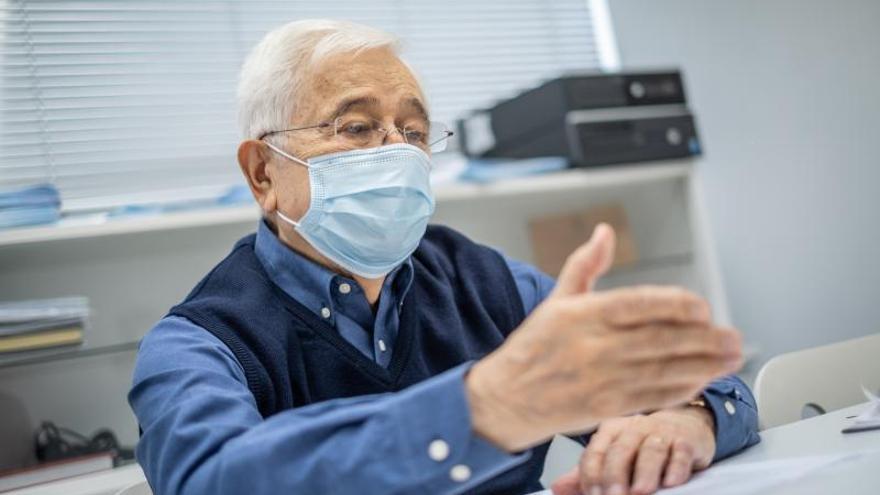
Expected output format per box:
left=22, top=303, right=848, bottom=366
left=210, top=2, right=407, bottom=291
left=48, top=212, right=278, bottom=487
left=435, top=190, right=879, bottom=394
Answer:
left=649, top=399, right=717, bottom=464
left=465, top=359, right=539, bottom=453
left=684, top=396, right=717, bottom=434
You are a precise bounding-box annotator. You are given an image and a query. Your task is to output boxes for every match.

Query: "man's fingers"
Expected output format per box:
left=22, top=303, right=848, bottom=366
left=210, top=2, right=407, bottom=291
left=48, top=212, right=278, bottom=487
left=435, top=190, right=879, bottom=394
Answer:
left=574, top=286, right=711, bottom=327
left=579, top=423, right=622, bottom=494
left=550, top=467, right=581, bottom=495
left=553, top=223, right=617, bottom=297
left=631, top=435, right=672, bottom=495
left=626, top=355, right=740, bottom=392
left=615, top=326, right=743, bottom=362
left=601, top=430, right=645, bottom=495
left=663, top=439, right=696, bottom=487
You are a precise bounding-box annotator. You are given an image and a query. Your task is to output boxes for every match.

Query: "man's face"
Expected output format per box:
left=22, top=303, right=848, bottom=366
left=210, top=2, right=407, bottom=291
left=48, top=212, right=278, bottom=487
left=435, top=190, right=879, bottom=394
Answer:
left=269, top=48, right=428, bottom=225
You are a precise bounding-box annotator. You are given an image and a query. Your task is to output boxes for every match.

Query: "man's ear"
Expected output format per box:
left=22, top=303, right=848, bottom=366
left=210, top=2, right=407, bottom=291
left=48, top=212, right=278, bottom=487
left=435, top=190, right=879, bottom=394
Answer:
left=237, top=139, right=276, bottom=213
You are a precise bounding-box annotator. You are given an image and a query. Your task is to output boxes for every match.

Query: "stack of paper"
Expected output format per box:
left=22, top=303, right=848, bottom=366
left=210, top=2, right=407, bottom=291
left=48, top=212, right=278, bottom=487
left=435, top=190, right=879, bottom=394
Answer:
left=0, top=183, right=61, bottom=229
left=0, top=297, right=89, bottom=354
left=842, top=387, right=880, bottom=433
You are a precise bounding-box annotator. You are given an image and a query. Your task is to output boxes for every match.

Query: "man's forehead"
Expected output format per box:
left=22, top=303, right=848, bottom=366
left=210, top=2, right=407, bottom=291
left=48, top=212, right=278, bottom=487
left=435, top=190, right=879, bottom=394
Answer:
left=298, top=49, right=426, bottom=121
left=324, top=93, right=428, bottom=120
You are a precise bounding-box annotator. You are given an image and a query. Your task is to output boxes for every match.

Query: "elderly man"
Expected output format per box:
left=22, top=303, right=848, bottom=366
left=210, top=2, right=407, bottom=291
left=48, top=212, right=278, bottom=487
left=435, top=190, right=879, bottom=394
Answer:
left=129, top=19, right=759, bottom=495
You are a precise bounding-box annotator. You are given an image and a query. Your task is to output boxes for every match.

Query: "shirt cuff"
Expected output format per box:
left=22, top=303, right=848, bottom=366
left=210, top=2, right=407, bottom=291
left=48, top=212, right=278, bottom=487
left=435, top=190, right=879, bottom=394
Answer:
left=389, top=361, right=531, bottom=494
left=703, top=377, right=762, bottom=461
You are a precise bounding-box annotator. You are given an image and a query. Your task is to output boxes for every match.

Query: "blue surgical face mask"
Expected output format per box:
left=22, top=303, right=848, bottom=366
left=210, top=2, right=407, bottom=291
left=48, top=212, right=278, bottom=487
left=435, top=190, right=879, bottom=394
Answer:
left=264, top=141, right=435, bottom=279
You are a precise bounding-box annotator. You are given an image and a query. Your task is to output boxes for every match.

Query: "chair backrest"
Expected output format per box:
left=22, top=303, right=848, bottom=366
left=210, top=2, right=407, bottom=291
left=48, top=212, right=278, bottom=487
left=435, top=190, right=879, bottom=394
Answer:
left=754, top=333, right=880, bottom=429
left=115, top=480, right=153, bottom=495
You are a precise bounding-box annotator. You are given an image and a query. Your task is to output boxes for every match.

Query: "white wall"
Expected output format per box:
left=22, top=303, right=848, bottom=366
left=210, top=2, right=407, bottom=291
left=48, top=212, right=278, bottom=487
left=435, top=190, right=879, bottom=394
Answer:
left=609, top=0, right=880, bottom=364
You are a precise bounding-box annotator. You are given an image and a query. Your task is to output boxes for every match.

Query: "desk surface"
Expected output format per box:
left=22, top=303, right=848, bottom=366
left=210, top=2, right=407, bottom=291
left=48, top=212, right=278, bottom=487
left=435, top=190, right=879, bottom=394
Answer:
left=714, top=401, right=880, bottom=494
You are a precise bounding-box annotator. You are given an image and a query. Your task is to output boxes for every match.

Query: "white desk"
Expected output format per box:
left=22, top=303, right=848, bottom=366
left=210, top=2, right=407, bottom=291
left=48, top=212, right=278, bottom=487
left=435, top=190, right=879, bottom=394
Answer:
left=709, top=401, right=880, bottom=494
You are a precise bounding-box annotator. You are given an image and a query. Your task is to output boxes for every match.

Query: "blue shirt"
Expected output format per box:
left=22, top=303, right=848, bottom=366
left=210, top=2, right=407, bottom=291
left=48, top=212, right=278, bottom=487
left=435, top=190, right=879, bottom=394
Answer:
left=129, top=221, right=760, bottom=494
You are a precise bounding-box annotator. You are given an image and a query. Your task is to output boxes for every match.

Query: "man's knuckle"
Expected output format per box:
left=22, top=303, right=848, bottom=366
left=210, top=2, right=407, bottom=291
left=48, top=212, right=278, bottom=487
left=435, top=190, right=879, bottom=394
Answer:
left=675, top=441, right=696, bottom=457
left=586, top=440, right=608, bottom=457
left=597, top=418, right=621, bottom=433
left=643, top=439, right=667, bottom=454
left=631, top=414, right=651, bottom=429
left=604, top=443, right=625, bottom=459
left=549, top=300, right=576, bottom=321
left=607, top=443, right=636, bottom=463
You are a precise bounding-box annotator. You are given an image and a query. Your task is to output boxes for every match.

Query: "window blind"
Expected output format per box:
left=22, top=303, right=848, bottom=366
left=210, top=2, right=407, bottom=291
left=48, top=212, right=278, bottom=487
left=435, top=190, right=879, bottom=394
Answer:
left=0, top=0, right=617, bottom=213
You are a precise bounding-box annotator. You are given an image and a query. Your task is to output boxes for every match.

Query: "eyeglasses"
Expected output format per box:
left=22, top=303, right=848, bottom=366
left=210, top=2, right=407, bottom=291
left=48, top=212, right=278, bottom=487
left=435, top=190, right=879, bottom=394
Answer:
left=259, top=117, right=454, bottom=153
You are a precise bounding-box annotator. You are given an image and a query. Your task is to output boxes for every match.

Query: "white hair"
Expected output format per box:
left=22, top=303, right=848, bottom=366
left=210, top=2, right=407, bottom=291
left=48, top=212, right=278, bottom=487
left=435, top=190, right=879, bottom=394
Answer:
left=237, top=19, right=401, bottom=140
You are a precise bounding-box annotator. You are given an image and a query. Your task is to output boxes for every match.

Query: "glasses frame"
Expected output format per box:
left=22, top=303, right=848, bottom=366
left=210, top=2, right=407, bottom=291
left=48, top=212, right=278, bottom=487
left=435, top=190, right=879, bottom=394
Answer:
left=258, top=117, right=454, bottom=153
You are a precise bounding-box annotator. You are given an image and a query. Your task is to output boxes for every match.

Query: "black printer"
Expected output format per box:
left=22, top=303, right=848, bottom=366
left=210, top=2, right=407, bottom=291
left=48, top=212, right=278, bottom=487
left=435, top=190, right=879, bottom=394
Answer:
left=457, top=70, right=701, bottom=167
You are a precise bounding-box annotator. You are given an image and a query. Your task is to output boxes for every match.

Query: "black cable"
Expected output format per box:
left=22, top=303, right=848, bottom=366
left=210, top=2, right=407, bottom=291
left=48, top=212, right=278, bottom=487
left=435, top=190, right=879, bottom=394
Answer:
left=34, top=421, right=134, bottom=465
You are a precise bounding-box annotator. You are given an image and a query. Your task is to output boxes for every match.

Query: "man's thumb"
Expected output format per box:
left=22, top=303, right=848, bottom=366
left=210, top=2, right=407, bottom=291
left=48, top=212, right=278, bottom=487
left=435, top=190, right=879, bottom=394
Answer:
left=553, top=223, right=616, bottom=297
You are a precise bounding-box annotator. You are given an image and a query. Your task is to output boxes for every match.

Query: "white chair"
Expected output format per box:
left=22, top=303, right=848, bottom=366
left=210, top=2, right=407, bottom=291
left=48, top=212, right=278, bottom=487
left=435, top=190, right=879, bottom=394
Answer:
left=115, top=480, right=153, bottom=495
left=754, top=333, right=880, bottom=429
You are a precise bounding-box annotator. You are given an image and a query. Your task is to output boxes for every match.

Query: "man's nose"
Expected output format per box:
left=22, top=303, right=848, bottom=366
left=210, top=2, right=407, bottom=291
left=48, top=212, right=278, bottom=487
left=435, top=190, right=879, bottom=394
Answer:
left=382, top=126, right=407, bottom=145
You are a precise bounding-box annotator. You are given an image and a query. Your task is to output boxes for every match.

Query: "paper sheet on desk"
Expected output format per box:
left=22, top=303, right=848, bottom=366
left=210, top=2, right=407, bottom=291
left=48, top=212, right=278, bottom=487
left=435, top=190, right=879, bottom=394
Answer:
left=655, top=451, right=868, bottom=495
left=526, top=450, right=878, bottom=495
left=842, top=386, right=880, bottom=433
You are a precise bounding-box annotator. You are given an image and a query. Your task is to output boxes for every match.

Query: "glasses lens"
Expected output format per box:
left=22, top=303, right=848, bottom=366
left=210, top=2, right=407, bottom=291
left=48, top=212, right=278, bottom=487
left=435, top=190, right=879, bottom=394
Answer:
left=333, top=117, right=380, bottom=148
left=333, top=118, right=451, bottom=152
left=402, top=121, right=430, bottom=150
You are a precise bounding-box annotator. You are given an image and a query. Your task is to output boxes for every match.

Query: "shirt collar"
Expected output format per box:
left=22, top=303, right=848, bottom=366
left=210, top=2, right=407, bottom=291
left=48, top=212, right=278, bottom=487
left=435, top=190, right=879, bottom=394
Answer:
left=253, top=219, right=415, bottom=319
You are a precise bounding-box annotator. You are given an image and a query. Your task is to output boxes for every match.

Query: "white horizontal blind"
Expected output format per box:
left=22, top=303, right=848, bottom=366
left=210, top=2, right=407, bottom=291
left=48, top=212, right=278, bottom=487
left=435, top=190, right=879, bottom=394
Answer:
left=0, top=0, right=612, bottom=213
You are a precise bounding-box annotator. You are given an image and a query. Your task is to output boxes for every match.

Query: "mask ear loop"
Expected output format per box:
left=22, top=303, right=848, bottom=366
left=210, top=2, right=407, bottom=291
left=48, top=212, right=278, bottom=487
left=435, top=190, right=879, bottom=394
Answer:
left=275, top=209, right=302, bottom=228
left=262, top=140, right=311, bottom=228
left=263, top=140, right=311, bottom=168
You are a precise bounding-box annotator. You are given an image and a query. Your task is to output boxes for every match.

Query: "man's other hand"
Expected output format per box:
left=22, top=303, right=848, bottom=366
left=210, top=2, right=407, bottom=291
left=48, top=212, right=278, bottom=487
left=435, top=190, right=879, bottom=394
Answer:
left=551, top=406, right=716, bottom=495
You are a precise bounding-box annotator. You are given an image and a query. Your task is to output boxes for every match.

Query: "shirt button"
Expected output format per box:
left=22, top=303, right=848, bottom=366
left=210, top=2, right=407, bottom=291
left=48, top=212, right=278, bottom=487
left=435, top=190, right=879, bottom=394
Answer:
left=724, top=400, right=736, bottom=415
left=338, top=283, right=351, bottom=294
left=428, top=439, right=449, bottom=462
left=320, top=307, right=331, bottom=319
left=450, top=464, right=471, bottom=482
left=378, top=339, right=387, bottom=352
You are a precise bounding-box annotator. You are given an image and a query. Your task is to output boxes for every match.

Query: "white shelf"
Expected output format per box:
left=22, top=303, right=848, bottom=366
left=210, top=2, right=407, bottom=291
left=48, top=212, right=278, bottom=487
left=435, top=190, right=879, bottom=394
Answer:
left=435, top=161, right=690, bottom=201
left=0, top=205, right=261, bottom=247
left=0, top=161, right=691, bottom=248
left=4, top=463, right=145, bottom=495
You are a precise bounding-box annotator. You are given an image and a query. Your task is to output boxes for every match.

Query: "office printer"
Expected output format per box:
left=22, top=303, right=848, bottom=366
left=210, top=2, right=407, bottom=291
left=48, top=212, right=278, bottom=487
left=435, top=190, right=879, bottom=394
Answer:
left=457, top=70, right=701, bottom=167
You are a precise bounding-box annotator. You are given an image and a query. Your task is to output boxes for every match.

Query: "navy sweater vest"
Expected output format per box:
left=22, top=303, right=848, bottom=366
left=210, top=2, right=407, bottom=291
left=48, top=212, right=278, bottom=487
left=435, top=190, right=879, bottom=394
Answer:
left=168, top=225, right=550, bottom=494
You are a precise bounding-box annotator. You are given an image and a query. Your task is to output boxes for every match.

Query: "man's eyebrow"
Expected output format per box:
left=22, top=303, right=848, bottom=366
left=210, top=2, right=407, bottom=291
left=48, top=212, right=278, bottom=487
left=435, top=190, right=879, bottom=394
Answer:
left=328, top=95, right=381, bottom=121
left=401, top=97, right=429, bottom=122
